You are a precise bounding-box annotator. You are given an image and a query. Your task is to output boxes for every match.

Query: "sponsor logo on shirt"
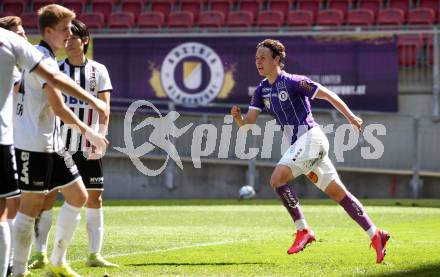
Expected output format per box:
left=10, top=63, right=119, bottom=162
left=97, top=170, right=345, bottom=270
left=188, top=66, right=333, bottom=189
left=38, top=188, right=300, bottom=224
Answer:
left=262, top=87, right=272, bottom=93
left=299, top=80, right=314, bottom=92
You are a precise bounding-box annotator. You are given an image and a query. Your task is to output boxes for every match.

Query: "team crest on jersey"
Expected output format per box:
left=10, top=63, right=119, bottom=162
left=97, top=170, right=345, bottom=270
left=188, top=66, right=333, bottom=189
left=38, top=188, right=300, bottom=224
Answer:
left=278, top=90, right=288, bottom=101
left=148, top=42, right=235, bottom=107
left=263, top=98, right=271, bottom=109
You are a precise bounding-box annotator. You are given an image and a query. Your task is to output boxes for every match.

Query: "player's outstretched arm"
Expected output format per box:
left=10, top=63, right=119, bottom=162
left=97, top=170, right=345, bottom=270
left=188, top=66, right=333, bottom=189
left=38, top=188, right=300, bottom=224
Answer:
left=230, top=105, right=260, bottom=128
left=33, top=61, right=110, bottom=121
left=314, top=85, right=363, bottom=132
left=97, top=91, right=111, bottom=137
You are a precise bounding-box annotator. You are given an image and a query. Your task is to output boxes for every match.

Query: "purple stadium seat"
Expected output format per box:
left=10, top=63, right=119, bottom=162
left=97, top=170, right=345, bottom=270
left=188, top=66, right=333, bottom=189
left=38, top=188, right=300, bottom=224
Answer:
left=167, top=10, right=194, bottom=28
left=398, top=35, right=423, bottom=66
left=267, top=0, right=292, bottom=20
left=210, top=0, right=233, bottom=18
left=121, top=0, right=145, bottom=20
left=316, top=9, right=344, bottom=25
left=151, top=0, right=177, bottom=20
left=227, top=10, right=253, bottom=27
left=181, top=0, right=205, bottom=21
left=78, top=12, right=105, bottom=29
left=297, top=0, right=322, bottom=20
left=377, top=8, right=404, bottom=25
left=359, top=0, right=383, bottom=18
left=238, top=0, right=264, bottom=23
left=21, top=12, right=39, bottom=29
left=63, top=0, right=85, bottom=15
left=257, top=10, right=284, bottom=27
left=346, top=9, right=375, bottom=25
left=198, top=10, right=225, bottom=27
left=407, top=8, right=435, bottom=25
left=2, top=0, right=27, bottom=16
left=287, top=10, right=314, bottom=26
left=137, top=11, right=165, bottom=28
left=108, top=11, right=135, bottom=28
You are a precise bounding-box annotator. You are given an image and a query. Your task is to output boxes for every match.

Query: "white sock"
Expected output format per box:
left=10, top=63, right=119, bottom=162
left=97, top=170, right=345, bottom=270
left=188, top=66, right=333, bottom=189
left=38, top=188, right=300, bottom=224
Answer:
left=50, top=203, right=81, bottom=266
left=366, top=225, right=377, bottom=239
left=7, top=218, right=15, bottom=267
left=12, top=212, right=35, bottom=276
left=294, top=219, right=308, bottom=231
left=0, top=221, right=11, bottom=277
left=86, top=208, right=103, bottom=254
left=34, top=209, right=52, bottom=253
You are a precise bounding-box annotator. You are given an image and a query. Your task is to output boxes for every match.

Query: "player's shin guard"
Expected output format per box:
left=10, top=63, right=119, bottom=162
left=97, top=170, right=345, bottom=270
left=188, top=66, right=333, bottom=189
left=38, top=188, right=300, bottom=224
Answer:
left=275, top=184, right=308, bottom=230
left=34, top=209, right=52, bottom=253
left=339, top=192, right=376, bottom=238
left=86, top=208, right=104, bottom=254
left=0, top=221, right=11, bottom=277
left=12, top=212, right=35, bottom=276
left=50, top=203, right=81, bottom=266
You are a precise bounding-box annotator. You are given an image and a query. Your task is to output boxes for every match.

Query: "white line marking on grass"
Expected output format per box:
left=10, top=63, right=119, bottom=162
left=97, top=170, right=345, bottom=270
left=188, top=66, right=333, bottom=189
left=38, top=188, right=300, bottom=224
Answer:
left=72, top=239, right=249, bottom=262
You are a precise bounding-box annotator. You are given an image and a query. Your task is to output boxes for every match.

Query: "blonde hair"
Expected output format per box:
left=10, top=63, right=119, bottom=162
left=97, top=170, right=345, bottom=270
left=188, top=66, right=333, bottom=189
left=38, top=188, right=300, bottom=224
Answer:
left=38, top=4, right=75, bottom=35
left=0, top=16, right=22, bottom=30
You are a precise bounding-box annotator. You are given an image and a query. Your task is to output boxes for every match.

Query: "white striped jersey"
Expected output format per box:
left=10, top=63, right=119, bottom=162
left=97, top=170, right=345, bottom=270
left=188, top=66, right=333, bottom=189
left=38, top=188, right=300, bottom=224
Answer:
left=13, top=41, right=64, bottom=153
left=58, top=58, right=112, bottom=152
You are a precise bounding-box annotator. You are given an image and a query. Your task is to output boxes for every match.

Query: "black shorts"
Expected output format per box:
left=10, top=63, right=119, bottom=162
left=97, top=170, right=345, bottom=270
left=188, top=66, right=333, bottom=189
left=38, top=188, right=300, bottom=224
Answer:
left=15, top=148, right=81, bottom=193
left=0, top=144, right=20, bottom=198
left=72, top=152, right=104, bottom=190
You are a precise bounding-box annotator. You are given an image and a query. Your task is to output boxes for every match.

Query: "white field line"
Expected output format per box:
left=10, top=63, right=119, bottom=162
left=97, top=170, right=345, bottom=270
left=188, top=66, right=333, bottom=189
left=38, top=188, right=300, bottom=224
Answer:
left=72, top=239, right=249, bottom=262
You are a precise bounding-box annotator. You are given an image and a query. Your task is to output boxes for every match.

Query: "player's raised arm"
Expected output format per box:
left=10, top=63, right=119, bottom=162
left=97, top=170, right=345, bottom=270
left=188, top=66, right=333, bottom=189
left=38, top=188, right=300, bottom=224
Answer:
left=230, top=105, right=260, bottom=127
left=314, top=85, right=363, bottom=132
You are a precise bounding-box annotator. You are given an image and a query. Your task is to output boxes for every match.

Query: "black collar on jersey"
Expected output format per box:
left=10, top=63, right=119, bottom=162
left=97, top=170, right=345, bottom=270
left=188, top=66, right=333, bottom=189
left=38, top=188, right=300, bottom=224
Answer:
left=65, top=57, right=88, bottom=67
left=38, top=40, right=55, bottom=58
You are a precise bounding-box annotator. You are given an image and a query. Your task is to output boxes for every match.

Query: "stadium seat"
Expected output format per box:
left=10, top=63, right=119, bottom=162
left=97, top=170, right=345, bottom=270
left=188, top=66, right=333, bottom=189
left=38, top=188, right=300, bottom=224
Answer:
left=377, top=8, right=404, bottom=25
left=210, top=0, right=233, bottom=18
left=91, top=0, right=114, bottom=21
left=63, top=0, right=85, bottom=15
left=21, top=12, right=39, bottom=29
left=327, top=0, right=352, bottom=18
left=32, top=0, right=60, bottom=12
left=407, top=8, right=435, bottom=25
left=0, top=12, right=14, bottom=18
left=137, top=11, right=165, bottom=28
left=78, top=12, right=105, bottom=29
left=316, top=9, right=344, bottom=25
left=227, top=10, right=253, bottom=27
left=297, top=0, right=323, bottom=20
left=121, top=0, right=145, bottom=20
left=398, top=35, right=423, bottom=66
left=238, top=0, right=264, bottom=23
left=346, top=9, right=374, bottom=25
left=359, top=0, right=383, bottom=18
left=418, top=0, right=439, bottom=16
left=151, top=0, right=177, bottom=20
left=108, top=11, right=135, bottom=28
left=388, top=0, right=412, bottom=16
left=267, top=0, right=292, bottom=20
left=257, top=10, right=284, bottom=27
left=167, top=10, right=194, bottom=28
left=181, top=0, right=205, bottom=21
left=2, top=0, right=27, bottom=16
left=198, top=10, right=225, bottom=27
left=286, top=10, right=314, bottom=26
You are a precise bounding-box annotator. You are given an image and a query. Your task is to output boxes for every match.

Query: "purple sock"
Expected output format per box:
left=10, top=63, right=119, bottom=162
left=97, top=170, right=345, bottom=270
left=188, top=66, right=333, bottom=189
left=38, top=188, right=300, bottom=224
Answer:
left=275, top=184, right=304, bottom=222
left=339, top=192, right=374, bottom=231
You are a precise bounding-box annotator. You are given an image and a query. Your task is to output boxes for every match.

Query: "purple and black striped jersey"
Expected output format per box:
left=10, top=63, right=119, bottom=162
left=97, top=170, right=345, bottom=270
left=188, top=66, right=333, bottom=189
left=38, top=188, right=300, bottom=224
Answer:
left=249, top=71, right=319, bottom=144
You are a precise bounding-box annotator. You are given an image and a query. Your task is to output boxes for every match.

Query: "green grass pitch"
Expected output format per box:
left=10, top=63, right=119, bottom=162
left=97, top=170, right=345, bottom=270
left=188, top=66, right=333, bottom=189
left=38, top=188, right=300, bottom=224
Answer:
left=30, top=199, right=440, bottom=276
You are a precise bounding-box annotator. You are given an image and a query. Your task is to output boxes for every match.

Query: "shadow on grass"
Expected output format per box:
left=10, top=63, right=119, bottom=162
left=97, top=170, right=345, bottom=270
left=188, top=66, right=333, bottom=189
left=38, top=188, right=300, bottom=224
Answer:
left=368, top=263, right=440, bottom=277
left=128, top=262, right=271, bottom=267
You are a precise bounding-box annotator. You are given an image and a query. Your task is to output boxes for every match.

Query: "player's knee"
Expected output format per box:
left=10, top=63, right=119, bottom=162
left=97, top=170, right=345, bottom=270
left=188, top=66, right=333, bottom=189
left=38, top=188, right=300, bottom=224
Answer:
left=270, top=175, right=283, bottom=189
left=87, top=194, right=102, bottom=208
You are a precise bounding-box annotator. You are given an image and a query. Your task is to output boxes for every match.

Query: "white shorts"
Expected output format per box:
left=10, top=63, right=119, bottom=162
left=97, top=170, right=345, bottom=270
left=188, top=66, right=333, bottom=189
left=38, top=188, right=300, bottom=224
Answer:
left=278, top=126, right=339, bottom=191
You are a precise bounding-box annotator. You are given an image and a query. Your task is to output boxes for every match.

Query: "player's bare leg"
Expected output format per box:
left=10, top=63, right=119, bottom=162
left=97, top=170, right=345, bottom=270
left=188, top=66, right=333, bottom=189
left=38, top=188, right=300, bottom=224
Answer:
left=324, top=180, right=390, bottom=263
left=85, top=190, right=118, bottom=268
left=270, top=165, right=315, bottom=254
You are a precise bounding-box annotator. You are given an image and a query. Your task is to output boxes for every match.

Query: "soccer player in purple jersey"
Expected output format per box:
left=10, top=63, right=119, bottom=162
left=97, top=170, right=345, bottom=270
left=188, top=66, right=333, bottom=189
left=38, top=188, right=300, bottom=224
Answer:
left=230, top=39, right=390, bottom=263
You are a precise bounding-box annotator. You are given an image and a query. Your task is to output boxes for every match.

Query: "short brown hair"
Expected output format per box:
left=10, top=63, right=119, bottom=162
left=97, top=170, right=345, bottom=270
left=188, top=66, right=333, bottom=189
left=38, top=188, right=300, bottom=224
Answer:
left=38, top=4, right=75, bottom=34
left=0, top=16, right=22, bottom=30
left=257, top=39, right=286, bottom=68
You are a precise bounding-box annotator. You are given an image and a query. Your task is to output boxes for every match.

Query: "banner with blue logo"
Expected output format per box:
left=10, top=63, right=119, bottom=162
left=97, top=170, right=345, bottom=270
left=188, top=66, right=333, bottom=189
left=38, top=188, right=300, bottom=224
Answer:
left=93, top=35, right=398, bottom=112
